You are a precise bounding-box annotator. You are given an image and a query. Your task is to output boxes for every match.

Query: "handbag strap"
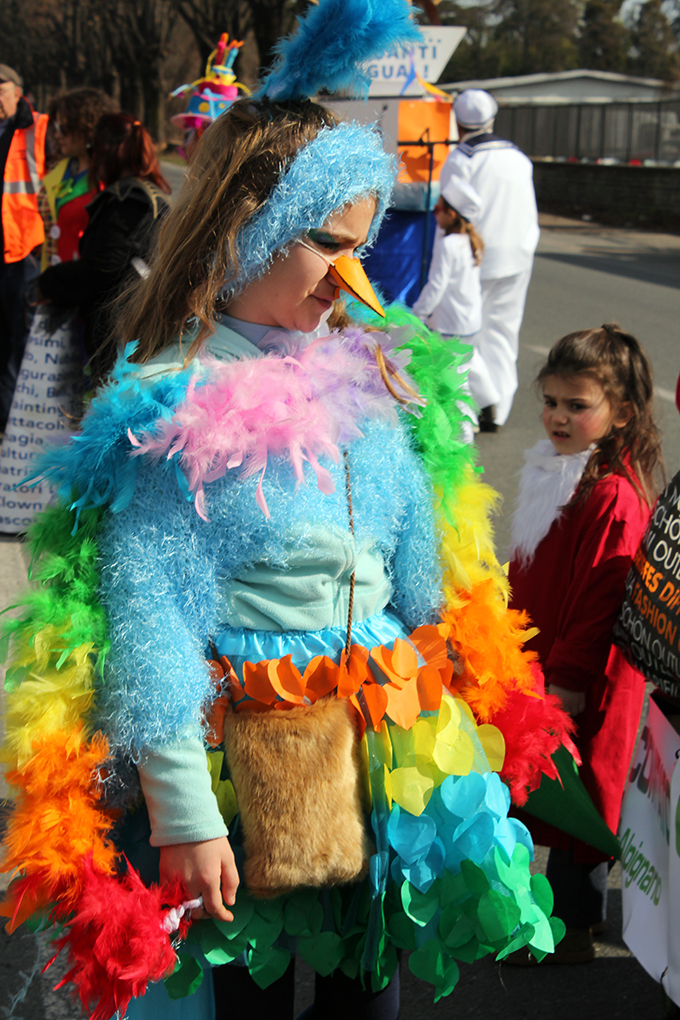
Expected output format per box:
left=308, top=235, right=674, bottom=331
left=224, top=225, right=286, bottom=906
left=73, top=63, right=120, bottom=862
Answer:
left=344, top=449, right=356, bottom=658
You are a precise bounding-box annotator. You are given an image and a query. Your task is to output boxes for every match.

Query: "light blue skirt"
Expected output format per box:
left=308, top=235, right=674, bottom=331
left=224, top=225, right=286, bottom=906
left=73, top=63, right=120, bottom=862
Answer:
left=215, top=607, right=409, bottom=678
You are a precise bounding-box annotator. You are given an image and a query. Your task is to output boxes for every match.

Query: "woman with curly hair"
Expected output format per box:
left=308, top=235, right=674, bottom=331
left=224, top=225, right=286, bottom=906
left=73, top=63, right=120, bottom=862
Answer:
left=40, top=87, right=118, bottom=269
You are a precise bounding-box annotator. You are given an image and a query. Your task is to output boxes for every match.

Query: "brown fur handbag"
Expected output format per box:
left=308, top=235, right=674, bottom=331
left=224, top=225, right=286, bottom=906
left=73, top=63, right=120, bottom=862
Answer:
left=221, top=452, right=368, bottom=898
left=223, top=696, right=368, bottom=898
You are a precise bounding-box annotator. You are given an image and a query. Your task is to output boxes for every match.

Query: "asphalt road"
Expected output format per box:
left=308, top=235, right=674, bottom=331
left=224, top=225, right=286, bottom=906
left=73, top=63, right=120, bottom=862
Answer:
left=2, top=212, right=680, bottom=1020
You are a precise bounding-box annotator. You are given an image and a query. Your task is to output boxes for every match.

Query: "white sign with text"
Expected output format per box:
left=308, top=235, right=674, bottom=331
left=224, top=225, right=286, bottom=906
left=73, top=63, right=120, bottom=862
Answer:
left=621, top=697, right=680, bottom=1002
left=0, top=306, right=80, bottom=533
left=367, top=26, right=466, bottom=97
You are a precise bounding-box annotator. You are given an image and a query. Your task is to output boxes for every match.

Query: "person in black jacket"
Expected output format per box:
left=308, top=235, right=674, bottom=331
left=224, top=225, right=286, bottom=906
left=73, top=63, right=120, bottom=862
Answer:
left=37, top=112, right=171, bottom=380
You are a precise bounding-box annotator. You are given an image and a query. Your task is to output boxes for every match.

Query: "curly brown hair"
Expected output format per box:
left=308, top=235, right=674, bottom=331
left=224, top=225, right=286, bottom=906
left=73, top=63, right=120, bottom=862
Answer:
left=537, top=324, right=665, bottom=509
left=48, top=87, right=118, bottom=146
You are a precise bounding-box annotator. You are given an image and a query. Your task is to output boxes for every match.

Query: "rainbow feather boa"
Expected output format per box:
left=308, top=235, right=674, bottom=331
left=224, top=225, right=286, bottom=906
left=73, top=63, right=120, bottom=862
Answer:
left=1, top=309, right=574, bottom=1015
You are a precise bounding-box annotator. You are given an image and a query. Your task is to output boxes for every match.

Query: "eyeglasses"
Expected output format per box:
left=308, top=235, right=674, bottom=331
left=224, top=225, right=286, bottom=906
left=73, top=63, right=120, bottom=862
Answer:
left=0, top=81, right=17, bottom=92
left=296, top=239, right=385, bottom=317
left=53, top=121, right=63, bottom=135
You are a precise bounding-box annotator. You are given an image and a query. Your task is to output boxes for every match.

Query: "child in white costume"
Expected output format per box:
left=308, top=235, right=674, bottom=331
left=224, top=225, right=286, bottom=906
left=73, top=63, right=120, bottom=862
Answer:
left=413, top=176, right=499, bottom=434
left=413, top=176, right=482, bottom=338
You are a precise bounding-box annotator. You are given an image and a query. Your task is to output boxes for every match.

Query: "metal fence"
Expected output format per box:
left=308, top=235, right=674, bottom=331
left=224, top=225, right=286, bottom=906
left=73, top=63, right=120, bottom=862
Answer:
left=494, top=99, right=680, bottom=163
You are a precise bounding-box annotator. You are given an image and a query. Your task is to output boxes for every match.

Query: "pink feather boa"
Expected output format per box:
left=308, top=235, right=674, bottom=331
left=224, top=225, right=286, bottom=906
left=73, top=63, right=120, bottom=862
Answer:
left=129, top=329, right=422, bottom=518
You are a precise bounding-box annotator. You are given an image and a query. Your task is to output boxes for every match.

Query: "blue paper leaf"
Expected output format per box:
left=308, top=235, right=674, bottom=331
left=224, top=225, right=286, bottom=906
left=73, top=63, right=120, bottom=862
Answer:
left=439, top=772, right=486, bottom=819
left=387, top=804, right=437, bottom=864
left=399, top=836, right=445, bottom=892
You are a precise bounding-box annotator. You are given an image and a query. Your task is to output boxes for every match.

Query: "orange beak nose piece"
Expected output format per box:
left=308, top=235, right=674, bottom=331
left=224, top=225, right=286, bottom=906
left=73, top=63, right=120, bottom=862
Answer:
left=327, top=255, right=385, bottom=318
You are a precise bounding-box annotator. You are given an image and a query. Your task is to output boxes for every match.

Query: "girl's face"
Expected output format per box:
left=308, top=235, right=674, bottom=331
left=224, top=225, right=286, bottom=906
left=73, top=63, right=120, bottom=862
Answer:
left=541, top=374, right=628, bottom=455
left=227, top=197, right=376, bottom=333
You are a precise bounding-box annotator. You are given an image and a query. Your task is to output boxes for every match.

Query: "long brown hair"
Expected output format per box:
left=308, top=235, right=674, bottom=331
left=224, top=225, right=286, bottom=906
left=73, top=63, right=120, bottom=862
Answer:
left=537, top=324, right=664, bottom=508
left=439, top=196, right=484, bottom=266
left=88, top=113, right=170, bottom=193
left=116, top=99, right=337, bottom=365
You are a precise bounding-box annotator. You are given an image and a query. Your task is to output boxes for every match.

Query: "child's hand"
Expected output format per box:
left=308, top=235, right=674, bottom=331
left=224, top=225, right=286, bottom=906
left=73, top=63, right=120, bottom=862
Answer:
left=159, top=836, right=239, bottom=922
left=548, top=683, right=586, bottom=718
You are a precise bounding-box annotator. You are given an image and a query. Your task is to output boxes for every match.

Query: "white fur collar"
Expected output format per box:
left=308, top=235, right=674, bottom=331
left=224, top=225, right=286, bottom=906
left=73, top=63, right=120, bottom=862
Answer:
left=510, top=440, right=593, bottom=566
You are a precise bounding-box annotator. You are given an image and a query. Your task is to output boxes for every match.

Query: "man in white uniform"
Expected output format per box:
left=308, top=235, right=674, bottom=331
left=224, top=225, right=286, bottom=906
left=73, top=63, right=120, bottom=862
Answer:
left=440, top=89, right=539, bottom=429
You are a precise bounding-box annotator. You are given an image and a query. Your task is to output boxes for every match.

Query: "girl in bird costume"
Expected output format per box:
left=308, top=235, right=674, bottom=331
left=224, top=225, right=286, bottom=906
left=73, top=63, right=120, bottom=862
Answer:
left=0, top=2, right=574, bottom=1017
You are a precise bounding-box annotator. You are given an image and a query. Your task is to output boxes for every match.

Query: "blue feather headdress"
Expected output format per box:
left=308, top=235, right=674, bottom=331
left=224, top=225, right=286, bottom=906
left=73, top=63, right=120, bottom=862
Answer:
left=222, top=0, right=422, bottom=295
left=255, top=0, right=422, bottom=102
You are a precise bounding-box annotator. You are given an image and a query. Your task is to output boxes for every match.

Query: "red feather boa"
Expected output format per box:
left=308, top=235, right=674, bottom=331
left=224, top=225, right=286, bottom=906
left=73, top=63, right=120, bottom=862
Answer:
left=490, top=664, right=580, bottom=806
left=51, top=858, right=190, bottom=1020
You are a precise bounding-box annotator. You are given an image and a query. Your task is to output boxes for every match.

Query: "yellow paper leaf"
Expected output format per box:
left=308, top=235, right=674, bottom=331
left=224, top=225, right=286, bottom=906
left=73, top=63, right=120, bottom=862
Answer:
left=477, top=724, right=506, bottom=771
left=412, top=716, right=437, bottom=759
left=437, top=694, right=461, bottom=734
left=389, top=765, right=435, bottom=816
left=214, top=778, right=238, bottom=826
left=436, top=702, right=462, bottom=748
left=380, top=721, right=393, bottom=770
left=414, top=756, right=444, bottom=788
left=390, top=723, right=416, bottom=767
left=455, top=696, right=478, bottom=726
left=360, top=735, right=372, bottom=812
left=206, top=750, right=224, bottom=794
left=433, top=730, right=474, bottom=776
left=383, top=763, right=393, bottom=811
left=366, top=727, right=386, bottom=770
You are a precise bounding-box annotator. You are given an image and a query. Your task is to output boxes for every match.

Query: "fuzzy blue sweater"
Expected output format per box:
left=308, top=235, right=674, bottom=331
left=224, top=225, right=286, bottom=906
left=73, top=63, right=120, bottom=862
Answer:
left=42, top=323, right=445, bottom=843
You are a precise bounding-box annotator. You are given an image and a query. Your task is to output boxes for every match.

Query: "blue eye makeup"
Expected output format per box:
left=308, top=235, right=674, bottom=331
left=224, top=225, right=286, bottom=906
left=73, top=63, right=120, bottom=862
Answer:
left=307, top=229, right=343, bottom=251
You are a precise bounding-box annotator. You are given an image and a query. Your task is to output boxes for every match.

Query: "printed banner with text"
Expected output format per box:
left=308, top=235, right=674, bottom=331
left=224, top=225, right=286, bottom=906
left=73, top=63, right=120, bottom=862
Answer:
left=614, top=470, right=680, bottom=703
left=0, top=306, right=80, bottom=534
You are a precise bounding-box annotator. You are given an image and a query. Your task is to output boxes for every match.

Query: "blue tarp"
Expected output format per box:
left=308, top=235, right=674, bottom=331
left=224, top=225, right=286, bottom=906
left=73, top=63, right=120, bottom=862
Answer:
left=363, top=210, right=435, bottom=307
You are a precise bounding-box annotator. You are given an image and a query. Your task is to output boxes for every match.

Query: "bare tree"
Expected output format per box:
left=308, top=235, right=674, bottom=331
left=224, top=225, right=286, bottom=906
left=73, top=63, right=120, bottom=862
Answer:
left=167, top=0, right=311, bottom=81
left=102, top=0, right=179, bottom=139
left=168, top=0, right=250, bottom=66
left=247, top=0, right=310, bottom=72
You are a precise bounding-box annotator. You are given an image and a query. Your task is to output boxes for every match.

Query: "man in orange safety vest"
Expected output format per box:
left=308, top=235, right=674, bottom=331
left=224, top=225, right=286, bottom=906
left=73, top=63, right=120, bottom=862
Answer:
left=0, top=63, right=48, bottom=431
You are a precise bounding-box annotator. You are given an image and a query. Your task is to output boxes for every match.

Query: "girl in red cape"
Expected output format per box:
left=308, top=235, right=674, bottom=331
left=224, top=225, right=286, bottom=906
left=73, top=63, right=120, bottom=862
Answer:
left=508, top=324, right=663, bottom=963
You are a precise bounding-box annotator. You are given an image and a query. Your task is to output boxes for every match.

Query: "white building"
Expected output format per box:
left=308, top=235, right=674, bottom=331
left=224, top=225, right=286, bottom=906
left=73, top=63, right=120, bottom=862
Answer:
left=442, top=69, right=669, bottom=103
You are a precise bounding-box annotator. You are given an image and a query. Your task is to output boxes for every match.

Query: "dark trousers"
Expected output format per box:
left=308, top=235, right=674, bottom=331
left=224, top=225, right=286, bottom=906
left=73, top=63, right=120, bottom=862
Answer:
left=546, top=846, right=610, bottom=928
left=0, top=252, right=39, bottom=429
left=213, top=959, right=400, bottom=1020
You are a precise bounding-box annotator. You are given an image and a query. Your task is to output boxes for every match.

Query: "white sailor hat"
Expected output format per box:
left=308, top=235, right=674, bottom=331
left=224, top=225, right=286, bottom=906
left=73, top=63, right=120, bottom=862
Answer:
left=440, top=175, right=482, bottom=223
left=453, top=89, right=498, bottom=129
